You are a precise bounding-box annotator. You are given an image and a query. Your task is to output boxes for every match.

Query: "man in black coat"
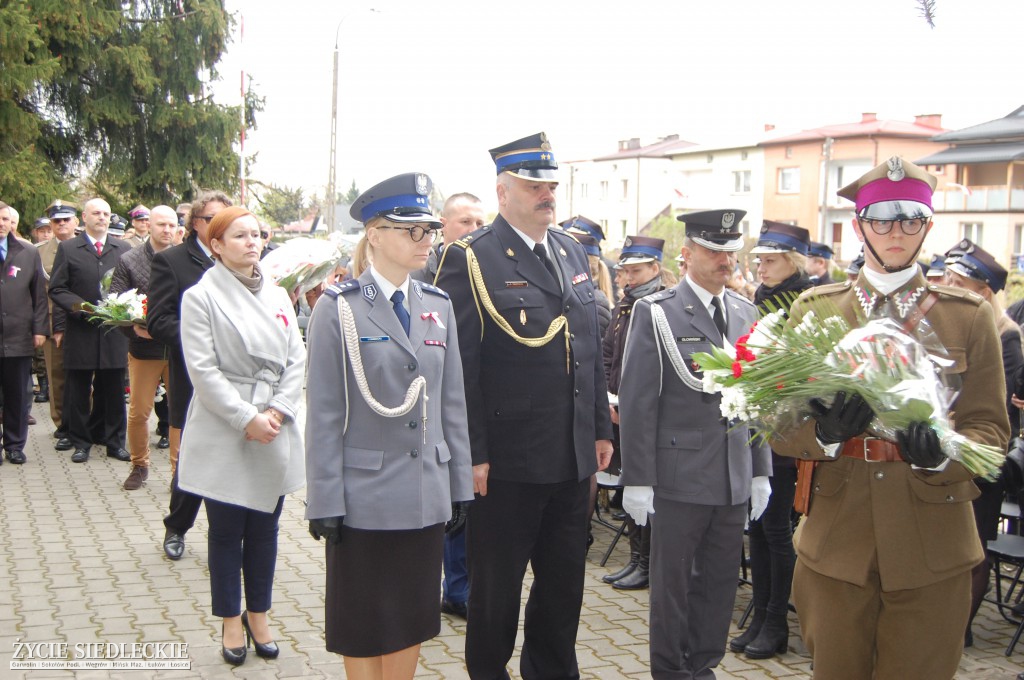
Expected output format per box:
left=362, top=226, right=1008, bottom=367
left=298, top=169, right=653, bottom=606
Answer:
left=0, top=201, right=49, bottom=464
left=436, top=132, right=614, bottom=680
left=48, top=198, right=132, bottom=464
left=146, top=191, right=231, bottom=560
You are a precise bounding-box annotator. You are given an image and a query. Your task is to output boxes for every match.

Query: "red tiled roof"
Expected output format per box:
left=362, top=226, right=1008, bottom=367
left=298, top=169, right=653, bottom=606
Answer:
left=760, top=117, right=946, bottom=146
left=591, top=136, right=699, bottom=161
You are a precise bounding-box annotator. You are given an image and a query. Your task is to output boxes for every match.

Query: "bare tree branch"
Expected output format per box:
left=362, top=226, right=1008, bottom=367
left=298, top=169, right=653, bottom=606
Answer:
left=917, top=0, right=937, bottom=28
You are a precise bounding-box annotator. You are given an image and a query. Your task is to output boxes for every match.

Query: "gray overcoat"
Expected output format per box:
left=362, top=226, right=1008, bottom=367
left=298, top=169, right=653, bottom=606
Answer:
left=303, top=270, right=473, bottom=531
left=177, top=262, right=306, bottom=513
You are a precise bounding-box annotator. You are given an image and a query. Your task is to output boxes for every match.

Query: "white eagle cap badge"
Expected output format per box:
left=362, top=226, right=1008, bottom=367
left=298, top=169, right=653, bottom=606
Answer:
left=623, top=237, right=633, bottom=248
left=886, top=157, right=905, bottom=182
left=415, top=173, right=430, bottom=196
left=721, top=212, right=735, bottom=229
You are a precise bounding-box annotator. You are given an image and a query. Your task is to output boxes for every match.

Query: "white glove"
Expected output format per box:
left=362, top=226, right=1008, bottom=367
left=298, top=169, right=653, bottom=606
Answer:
left=750, top=476, right=772, bottom=521
left=623, top=486, right=655, bottom=527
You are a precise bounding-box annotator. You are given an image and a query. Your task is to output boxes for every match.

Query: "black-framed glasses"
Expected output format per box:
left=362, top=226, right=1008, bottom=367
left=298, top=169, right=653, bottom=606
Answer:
left=376, top=225, right=438, bottom=243
left=194, top=215, right=216, bottom=223
left=859, top=217, right=928, bottom=235
left=51, top=217, right=73, bottom=224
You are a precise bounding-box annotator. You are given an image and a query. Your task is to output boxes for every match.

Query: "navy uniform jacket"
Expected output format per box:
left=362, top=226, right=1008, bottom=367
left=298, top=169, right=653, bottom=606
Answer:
left=435, top=215, right=613, bottom=484
left=618, top=279, right=771, bottom=505
left=304, top=271, right=473, bottom=530
left=48, top=233, right=131, bottom=370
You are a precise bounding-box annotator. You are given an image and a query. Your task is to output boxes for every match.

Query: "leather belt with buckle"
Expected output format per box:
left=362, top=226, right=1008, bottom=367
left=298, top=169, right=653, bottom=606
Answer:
left=840, top=436, right=903, bottom=463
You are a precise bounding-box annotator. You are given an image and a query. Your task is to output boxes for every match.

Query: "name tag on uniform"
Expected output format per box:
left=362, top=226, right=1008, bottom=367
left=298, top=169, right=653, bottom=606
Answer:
left=359, top=336, right=390, bottom=343
left=505, top=280, right=528, bottom=288
left=676, top=336, right=705, bottom=343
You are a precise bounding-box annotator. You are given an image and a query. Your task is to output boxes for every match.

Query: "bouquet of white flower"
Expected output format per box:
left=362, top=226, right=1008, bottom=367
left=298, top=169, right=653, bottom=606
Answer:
left=693, top=308, right=1004, bottom=480
left=78, top=289, right=147, bottom=328
left=261, top=236, right=347, bottom=294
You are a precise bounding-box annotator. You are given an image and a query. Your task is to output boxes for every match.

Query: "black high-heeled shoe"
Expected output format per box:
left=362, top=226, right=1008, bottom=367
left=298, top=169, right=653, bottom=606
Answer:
left=241, top=611, right=280, bottom=659
left=221, top=621, right=246, bottom=666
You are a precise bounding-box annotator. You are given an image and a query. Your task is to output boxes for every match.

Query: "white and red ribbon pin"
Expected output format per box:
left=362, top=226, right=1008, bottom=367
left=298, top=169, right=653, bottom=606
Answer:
left=421, top=311, right=445, bottom=329
left=275, top=309, right=289, bottom=328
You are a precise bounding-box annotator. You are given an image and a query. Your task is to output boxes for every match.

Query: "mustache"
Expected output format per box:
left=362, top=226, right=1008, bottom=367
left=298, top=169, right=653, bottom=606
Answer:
left=535, top=201, right=555, bottom=211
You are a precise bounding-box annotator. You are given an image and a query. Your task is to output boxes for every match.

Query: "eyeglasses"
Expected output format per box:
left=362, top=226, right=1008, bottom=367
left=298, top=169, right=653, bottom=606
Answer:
left=376, top=225, right=438, bottom=243
left=193, top=215, right=216, bottom=223
left=51, top=217, right=73, bottom=224
left=859, top=217, right=928, bottom=236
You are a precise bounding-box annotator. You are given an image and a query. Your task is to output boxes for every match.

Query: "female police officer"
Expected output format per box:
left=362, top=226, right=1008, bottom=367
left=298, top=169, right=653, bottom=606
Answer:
left=303, top=173, right=473, bottom=680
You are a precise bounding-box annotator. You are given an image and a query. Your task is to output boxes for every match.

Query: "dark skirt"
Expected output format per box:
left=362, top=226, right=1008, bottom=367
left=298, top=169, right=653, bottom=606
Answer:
left=325, top=523, right=444, bottom=657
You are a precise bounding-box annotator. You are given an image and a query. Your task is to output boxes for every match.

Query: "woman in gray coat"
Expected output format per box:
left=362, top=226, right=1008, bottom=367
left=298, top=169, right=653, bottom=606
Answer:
left=304, top=173, right=473, bottom=680
left=178, top=206, right=306, bottom=666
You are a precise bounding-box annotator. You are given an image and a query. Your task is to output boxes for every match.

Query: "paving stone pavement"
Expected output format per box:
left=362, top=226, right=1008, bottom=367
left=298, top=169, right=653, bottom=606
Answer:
left=2, top=399, right=1024, bottom=678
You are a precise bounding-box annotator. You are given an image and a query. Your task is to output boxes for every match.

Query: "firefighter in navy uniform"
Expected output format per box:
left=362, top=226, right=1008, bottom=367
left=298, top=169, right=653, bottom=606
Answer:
left=436, top=132, right=613, bottom=680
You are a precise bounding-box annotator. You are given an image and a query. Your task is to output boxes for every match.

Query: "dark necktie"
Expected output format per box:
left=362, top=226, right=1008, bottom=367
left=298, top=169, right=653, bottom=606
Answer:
left=711, top=296, right=727, bottom=338
left=391, top=290, right=411, bottom=337
left=534, top=243, right=561, bottom=289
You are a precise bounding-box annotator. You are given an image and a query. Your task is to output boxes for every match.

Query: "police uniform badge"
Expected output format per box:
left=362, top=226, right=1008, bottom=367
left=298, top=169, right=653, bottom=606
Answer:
left=363, top=283, right=377, bottom=302
left=506, top=248, right=515, bottom=257
left=520, top=309, right=527, bottom=326
left=415, top=173, right=430, bottom=195
left=722, top=212, right=736, bottom=229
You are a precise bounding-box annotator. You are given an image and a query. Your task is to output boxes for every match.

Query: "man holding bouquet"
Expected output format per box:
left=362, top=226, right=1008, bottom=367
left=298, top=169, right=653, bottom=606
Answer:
left=772, top=157, right=1010, bottom=679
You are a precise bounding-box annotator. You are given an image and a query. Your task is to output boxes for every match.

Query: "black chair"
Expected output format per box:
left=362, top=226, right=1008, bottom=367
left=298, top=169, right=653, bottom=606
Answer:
left=592, top=471, right=629, bottom=567
left=986, top=532, right=1024, bottom=656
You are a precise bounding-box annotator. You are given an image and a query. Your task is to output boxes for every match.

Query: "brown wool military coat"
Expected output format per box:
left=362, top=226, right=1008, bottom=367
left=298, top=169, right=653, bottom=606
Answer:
left=771, top=271, right=1010, bottom=591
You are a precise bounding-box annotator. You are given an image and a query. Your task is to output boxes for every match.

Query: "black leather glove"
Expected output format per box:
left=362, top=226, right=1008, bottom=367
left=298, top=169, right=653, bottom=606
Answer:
left=809, top=391, right=875, bottom=445
left=445, top=501, right=470, bottom=536
left=308, top=516, right=343, bottom=544
left=896, top=422, right=945, bottom=468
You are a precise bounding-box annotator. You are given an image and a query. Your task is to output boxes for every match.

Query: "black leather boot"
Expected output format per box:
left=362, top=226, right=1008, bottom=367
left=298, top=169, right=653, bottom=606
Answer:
left=35, top=374, right=49, bottom=403
left=602, top=519, right=639, bottom=583
left=744, top=611, right=789, bottom=659
left=613, top=524, right=650, bottom=590
left=729, top=607, right=765, bottom=653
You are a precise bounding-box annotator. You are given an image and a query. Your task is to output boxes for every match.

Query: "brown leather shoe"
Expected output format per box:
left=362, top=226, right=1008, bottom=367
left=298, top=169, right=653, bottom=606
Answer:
left=123, top=465, right=149, bottom=490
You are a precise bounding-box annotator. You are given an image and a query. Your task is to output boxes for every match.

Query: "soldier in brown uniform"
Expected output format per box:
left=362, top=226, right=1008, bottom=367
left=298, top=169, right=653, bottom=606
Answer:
left=771, top=158, right=1010, bottom=679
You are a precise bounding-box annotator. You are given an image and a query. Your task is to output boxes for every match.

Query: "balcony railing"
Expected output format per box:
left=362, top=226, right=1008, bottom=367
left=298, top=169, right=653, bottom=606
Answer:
left=934, top=186, right=1024, bottom=212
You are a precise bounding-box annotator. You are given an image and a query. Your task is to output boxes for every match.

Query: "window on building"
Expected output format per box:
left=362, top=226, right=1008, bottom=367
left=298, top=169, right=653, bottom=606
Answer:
left=621, top=179, right=629, bottom=199
left=778, top=167, right=800, bottom=193
left=733, top=170, right=751, bottom=194
left=961, top=222, right=983, bottom=242
left=706, top=154, right=714, bottom=164
left=600, top=181, right=609, bottom=199
left=785, top=147, right=793, bottom=159
left=1014, top=223, right=1024, bottom=255
left=580, top=183, right=588, bottom=198
left=741, top=150, right=749, bottom=160
left=600, top=219, right=608, bottom=233
left=831, top=222, right=843, bottom=248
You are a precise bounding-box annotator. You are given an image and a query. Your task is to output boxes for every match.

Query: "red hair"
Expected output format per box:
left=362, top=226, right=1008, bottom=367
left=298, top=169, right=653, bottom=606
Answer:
left=203, top=206, right=253, bottom=251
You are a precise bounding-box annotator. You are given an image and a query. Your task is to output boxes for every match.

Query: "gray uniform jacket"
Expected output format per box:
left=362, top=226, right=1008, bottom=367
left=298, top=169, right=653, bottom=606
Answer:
left=618, top=279, right=771, bottom=505
left=303, top=270, right=473, bottom=530
left=177, top=263, right=306, bottom=513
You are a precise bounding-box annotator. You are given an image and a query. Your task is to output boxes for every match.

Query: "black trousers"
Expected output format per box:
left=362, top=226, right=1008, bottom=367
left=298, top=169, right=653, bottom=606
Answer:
left=465, top=478, right=589, bottom=680
left=0, top=356, right=32, bottom=452
left=205, top=496, right=284, bottom=618
left=63, top=367, right=126, bottom=450
left=164, top=467, right=203, bottom=535
left=154, top=385, right=169, bottom=436
left=747, top=463, right=798, bottom=616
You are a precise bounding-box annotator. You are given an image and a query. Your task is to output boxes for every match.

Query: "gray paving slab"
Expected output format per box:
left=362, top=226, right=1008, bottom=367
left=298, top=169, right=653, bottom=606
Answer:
left=2, top=399, right=1024, bottom=678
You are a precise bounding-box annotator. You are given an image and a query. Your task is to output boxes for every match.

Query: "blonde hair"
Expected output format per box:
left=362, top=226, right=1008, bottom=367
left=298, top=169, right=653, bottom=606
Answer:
left=350, top=235, right=372, bottom=278
left=588, top=255, right=613, bottom=301
left=784, top=250, right=807, bottom=274
left=660, top=267, right=679, bottom=287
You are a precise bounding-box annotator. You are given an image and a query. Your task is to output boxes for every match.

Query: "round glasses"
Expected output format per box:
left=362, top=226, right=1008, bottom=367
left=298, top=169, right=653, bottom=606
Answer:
left=377, top=225, right=438, bottom=243
left=859, top=217, right=928, bottom=236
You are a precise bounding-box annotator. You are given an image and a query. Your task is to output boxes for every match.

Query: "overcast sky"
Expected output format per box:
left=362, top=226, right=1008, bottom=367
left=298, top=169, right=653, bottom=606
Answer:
left=215, top=0, right=1023, bottom=216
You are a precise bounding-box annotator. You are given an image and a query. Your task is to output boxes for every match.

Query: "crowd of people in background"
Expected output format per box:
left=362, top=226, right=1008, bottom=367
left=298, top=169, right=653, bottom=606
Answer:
left=2, top=138, right=1023, bottom=680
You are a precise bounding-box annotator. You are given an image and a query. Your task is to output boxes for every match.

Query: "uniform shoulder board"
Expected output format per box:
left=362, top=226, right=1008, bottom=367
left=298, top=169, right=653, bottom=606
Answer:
left=800, top=280, right=850, bottom=300
left=550, top=228, right=580, bottom=245
left=453, top=225, right=492, bottom=249
left=323, top=280, right=360, bottom=299
left=928, top=283, right=984, bottom=305
left=419, top=282, right=449, bottom=299
left=646, top=289, right=676, bottom=304
left=724, top=289, right=754, bottom=308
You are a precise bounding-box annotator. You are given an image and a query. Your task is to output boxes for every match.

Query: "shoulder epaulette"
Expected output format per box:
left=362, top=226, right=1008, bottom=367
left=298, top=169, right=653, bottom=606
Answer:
left=724, top=289, right=754, bottom=308
left=323, top=280, right=360, bottom=299
left=928, top=283, right=984, bottom=304
left=417, top=281, right=449, bottom=299
left=646, top=289, right=676, bottom=304
left=453, top=225, right=492, bottom=249
left=799, top=280, right=850, bottom=301
left=550, top=228, right=580, bottom=245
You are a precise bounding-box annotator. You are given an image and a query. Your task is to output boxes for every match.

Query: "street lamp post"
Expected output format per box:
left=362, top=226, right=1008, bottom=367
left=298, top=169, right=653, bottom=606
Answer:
left=326, top=9, right=379, bottom=234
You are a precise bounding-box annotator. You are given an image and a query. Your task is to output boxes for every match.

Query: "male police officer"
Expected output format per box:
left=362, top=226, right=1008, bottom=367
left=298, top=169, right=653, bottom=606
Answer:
left=619, top=209, right=771, bottom=679
left=436, top=132, right=613, bottom=680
